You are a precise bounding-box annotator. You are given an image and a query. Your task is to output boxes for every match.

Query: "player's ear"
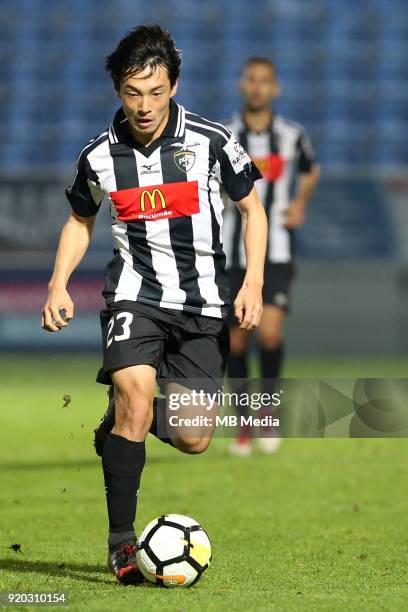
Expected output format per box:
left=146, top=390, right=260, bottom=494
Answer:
left=170, top=78, right=179, bottom=97
left=237, top=77, right=244, bottom=95
left=274, top=81, right=282, bottom=98
left=114, top=82, right=122, bottom=100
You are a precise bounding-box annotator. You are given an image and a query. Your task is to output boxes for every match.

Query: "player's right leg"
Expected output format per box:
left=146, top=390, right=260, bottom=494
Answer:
left=103, top=364, right=156, bottom=585
left=94, top=388, right=174, bottom=457
left=228, top=325, right=252, bottom=456
left=226, top=267, right=253, bottom=456
left=255, top=262, right=294, bottom=454
left=95, top=302, right=166, bottom=584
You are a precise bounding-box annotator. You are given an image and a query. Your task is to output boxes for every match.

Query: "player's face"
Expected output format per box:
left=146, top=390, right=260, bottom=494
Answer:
left=239, top=63, right=280, bottom=111
left=117, top=65, right=178, bottom=141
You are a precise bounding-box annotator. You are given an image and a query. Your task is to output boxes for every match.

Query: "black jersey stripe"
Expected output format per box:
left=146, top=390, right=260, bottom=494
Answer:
left=108, top=143, right=138, bottom=190
left=185, top=118, right=230, bottom=143
left=174, top=103, right=182, bottom=137
left=77, top=132, right=109, bottom=162
left=207, top=147, right=229, bottom=313
left=263, top=128, right=277, bottom=258
left=108, top=142, right=163, bottom=304
left=229, top=126, right=248, bottom=268
left=125, top=221, right=164, bottom=304
left=73, top=133, right=109, bottom=187
left=230, top=208, right=242, bottom=268
left=67, top=134, right=109, bottom=216
left=160, top=145, right=205, bottom=310
left=185, top=113, right=231, bottom=140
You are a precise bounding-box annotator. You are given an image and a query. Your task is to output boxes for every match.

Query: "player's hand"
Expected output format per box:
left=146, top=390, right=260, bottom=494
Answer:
left=234, top=279, right=263, bottom=331
left=42, top=287, right=74, bottom=332
left=283, top=197, right=307, bottom=229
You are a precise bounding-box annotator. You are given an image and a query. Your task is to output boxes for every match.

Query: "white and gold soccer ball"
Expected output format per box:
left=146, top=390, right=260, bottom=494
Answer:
left=136, top=514, right=211, bottom=587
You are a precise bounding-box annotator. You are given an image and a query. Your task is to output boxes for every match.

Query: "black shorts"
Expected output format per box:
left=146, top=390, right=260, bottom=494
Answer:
left=227, top=262, right=295, bottom=326
left=96, top=301, right=229, bottom=395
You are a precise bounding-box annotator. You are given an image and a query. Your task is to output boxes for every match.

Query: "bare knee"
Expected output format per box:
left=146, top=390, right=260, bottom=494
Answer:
left=258, top=328, right=283, bottom=351
left=258, top=306, right=286, bottom=350
left=173, top=436, right=211, bottom=455
left=114, top=385, right=153, bottom=439
left=229, top=326, right=249, bottom=355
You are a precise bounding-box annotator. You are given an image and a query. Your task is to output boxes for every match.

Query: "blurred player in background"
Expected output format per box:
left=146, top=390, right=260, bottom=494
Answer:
left=223, top=58, right=320, bottom=456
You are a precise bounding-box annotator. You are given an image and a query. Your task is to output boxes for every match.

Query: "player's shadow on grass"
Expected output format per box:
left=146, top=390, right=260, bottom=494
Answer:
left=0, top=558, right=114, bottom=585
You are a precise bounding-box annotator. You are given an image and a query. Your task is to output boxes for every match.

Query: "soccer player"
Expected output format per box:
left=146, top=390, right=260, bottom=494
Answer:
left=42, top=26, right=267, bottom=584
left=222, top=57, right=320, bottom=456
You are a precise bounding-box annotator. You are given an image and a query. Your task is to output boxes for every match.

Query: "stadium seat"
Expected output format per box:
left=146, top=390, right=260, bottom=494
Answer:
left=0, top=0, right=406, bottom=171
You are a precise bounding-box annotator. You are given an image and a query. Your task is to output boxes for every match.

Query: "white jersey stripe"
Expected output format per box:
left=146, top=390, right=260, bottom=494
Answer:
left=134, top=148, right=186, bottom=309
left=186, top=131, right=222, bottom=317
left=175, top=103, right=182, bottom=137
left=87, top=138, right=117, bottom=193
left=185, top=119, right=229, bottom=142
left=77, top=131, right=108, bottom=159
left=178, top=105, right=186, bottom=137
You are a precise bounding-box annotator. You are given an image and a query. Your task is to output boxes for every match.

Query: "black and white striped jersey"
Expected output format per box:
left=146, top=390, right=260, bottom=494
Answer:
left=65, top=100, right=261, bottom=319
left=222, top=112, right=316, bottom=267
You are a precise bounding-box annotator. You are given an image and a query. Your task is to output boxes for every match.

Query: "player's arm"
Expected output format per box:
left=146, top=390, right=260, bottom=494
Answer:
left=42, top=212, right=96, bottom=332
left=234, top=188, right=267, bottom=330
left=284, top=164, right=320, bottom=229
left=284, top=128, right=320, bottom=229
left=42, top=142, right=104, bottom=332
left=215, top=130, right=266, bottom=330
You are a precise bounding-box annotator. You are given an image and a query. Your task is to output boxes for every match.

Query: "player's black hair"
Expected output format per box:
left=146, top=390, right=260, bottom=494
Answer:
left=242, top=57, right=276, bottom=74
left=106, top=24, right=182, bottom=90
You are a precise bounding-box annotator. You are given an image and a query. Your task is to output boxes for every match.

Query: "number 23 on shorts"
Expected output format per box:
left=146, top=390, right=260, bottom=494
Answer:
left=106, top=312, right=134, bottom=348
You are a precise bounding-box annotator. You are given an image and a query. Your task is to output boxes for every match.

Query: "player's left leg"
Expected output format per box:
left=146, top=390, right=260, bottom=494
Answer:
left=258, top=303, right=286, bottom=380
left=158, top=312, right=230, bottom=454
left=256, top=304, right=286, bottom=453
left=95, top=311, right=228, bottom=456
left=164, top=382, right=219, bottom=454
left=255, top=262, right=294, bottom=453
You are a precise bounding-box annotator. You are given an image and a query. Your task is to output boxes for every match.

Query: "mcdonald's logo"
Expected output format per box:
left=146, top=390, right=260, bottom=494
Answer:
left=110, top=180, right=200, bottom=222
left=140, top=188, right=166, bottom=212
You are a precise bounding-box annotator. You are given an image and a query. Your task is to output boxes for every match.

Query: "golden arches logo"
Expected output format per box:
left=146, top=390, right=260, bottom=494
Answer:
left=140, top=188, right=166, bottom=212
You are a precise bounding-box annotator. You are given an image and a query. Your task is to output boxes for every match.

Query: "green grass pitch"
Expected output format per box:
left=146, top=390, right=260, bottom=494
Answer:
left=1, top=354, right=407, bottom=611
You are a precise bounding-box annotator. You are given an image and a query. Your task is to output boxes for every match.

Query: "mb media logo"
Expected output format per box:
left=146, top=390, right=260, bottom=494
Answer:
left=174, top=149, right=196, bottom=173
left=140, top=188, right=166, bottom=212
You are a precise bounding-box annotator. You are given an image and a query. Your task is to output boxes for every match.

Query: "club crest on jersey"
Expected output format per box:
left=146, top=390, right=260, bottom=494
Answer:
left=174, top=149, right=196, bottom=173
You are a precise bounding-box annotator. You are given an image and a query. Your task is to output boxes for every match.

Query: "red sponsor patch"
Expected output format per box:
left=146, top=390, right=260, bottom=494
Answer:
left=253, top=154, right=285, bottom=181
left=110, top=180, right=199, bottom=222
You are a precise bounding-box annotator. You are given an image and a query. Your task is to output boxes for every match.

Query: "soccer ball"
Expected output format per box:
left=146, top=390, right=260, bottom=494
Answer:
left=136, top=514, right=211, bottom=587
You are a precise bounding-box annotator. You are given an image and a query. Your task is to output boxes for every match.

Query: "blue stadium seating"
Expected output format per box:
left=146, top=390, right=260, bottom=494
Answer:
left=0, top=0, right=407, bottom=171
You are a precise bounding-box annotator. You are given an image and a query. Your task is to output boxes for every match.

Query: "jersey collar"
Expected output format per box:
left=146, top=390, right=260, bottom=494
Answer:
left=239, top=109, right=275, bottom=134
left=109, top=99, right=186, bottom=146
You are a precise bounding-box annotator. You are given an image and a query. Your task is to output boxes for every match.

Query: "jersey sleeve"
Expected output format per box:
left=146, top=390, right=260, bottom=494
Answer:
left=65, top=146, right=104, bottom=217
left=296, top=129, right=317, bottom=174
left=214, top=132, right=262, bottom=202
